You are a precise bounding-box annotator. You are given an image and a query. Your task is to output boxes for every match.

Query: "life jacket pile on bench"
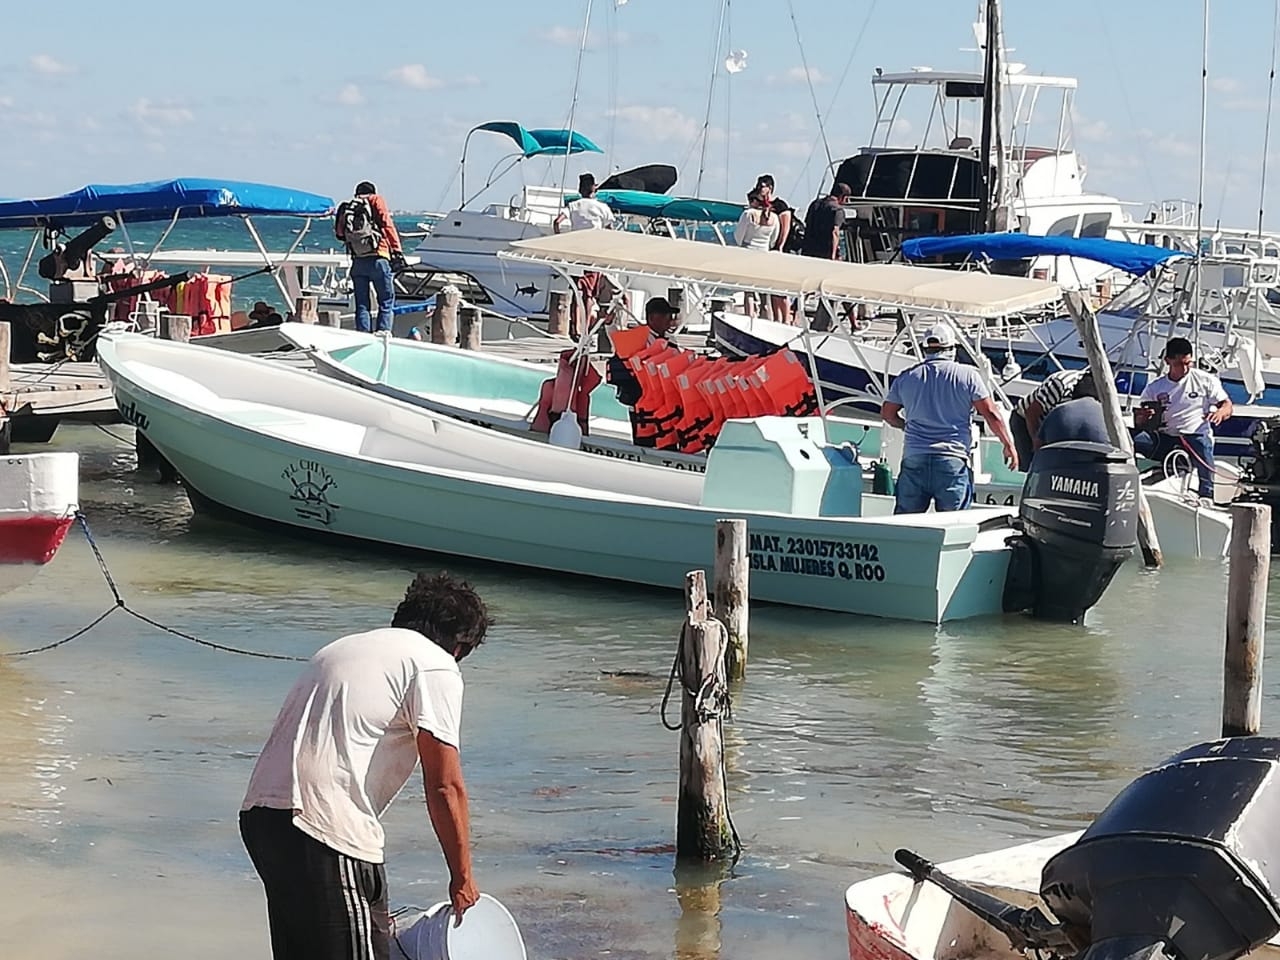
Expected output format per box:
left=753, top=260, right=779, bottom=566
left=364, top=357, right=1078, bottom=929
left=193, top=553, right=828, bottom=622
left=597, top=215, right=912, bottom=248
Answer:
left=609, top=326, right=819, bottom=454
left=100, top=261, right=232, bottom=336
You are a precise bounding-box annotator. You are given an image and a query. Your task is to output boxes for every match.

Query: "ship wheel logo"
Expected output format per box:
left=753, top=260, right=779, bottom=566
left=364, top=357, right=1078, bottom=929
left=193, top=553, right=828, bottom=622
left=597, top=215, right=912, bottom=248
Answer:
left=282, top=459, right=340, bottom=526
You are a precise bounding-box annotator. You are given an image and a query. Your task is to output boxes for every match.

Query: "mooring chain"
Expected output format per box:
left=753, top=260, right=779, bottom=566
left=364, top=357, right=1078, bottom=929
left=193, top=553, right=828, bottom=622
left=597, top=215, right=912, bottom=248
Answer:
left=3, top=512, right=306, bottom=662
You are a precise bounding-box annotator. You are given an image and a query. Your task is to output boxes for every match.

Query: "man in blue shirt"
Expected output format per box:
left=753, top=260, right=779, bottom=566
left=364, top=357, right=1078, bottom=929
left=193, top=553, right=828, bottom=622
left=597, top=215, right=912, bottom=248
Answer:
left=880, top=324, right=1019, bottom=513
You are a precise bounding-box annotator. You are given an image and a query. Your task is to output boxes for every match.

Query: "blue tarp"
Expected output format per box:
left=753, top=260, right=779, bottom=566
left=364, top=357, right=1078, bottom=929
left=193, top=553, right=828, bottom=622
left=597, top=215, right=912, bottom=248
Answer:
left=900, top=233, right=1190, bottom=277
left=471, top=122, right=602, bottom=158
left=0, top=178, right=335, bottom=230
left=594, top=189, right=745, bottom=223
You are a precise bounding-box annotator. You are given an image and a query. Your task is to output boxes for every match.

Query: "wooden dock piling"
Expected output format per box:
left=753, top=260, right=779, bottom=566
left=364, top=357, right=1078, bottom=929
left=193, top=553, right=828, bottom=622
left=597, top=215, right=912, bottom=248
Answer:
left=0, top=321, right=10, bottom=394
left=459, top=306, right=482, bottom=351
left=676, top=570, right=734, bottom=862
left=317, top=309, right=342, bottom=328
left=159, top=314, right=192, bottom=343
left=1223, top=503, right=1270, bottom=737
left=714, top=519, right=750, bottom=680
left=431, top=286, right=460, bottom=345
left=1063, top=290, right=1163, bottom=567
left=548, top=290, right=570, bottom=337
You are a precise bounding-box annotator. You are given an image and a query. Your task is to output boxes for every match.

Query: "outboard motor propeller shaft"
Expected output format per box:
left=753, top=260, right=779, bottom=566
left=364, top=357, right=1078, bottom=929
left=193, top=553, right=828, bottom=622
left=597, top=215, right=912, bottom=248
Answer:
left=1003, top=440, right=1139, bottom=622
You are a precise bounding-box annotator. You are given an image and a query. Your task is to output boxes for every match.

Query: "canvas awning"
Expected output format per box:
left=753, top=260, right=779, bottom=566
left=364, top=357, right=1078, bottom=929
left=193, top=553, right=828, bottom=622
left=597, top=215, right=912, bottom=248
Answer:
left=502, top=231, right=1063, bottom=318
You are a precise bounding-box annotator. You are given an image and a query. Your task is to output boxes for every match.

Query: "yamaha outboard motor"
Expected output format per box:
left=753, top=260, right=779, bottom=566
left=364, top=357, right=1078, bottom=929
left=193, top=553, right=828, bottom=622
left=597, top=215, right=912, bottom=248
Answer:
left=896, top=736, right=1280, bottom=960
left=1003, top=440, right=1139, bottom=622
left=1041, top=737, right=1280, bottom=960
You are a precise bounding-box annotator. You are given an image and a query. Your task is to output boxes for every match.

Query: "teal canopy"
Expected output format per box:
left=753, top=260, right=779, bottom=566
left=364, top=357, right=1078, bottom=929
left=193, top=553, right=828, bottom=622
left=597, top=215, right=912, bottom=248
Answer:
left=594, top=189, right=745, bottom=224
left=471, top=122, right=602, bottom=158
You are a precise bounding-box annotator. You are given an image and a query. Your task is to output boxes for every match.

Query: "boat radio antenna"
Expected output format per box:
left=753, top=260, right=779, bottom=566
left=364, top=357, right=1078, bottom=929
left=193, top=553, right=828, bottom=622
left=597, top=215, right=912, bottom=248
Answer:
left=1194, top=0, right=1209, bottom=326
left=695, top=0, right=731, bottom=196
left=1259, top=0, right=1280, bottom=237
left=558, top=0, right=596, bottom=200
left=786, top=0, right=836, bottom=179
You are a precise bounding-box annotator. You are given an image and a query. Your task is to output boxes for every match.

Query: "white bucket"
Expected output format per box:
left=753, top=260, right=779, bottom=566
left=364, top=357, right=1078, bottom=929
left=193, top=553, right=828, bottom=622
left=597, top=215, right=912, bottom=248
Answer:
left=394, top=893, right=527, bottom=960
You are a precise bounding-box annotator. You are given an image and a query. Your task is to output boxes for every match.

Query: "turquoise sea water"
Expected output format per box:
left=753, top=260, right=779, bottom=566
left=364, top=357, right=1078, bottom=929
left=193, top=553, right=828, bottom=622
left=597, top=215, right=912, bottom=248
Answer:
left=0, top=425, right=1275, bottom=959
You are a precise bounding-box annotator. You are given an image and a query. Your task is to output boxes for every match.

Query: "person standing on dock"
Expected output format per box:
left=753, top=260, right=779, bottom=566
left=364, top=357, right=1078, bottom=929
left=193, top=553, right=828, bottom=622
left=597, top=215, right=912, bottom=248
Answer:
left=1131, top=336, right=1232, bottom=499
left=880, top=324, right=1019, bottom=514
left=554, top=172, right=615, bottom=339
left=239, top=571, right=490, bottom=960
left=335, top=181, right=406, bottom=334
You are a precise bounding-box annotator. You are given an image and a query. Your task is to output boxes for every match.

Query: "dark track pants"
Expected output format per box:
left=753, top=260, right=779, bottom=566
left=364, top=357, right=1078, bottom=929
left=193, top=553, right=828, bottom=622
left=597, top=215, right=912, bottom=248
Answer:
left=240, top=806, right=390, bottom=960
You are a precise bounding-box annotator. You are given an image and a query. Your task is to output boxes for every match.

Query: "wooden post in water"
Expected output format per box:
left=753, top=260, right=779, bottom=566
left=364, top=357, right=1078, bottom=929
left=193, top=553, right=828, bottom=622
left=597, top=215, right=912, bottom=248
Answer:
left=317, top=309, right=342, bottom=328
left=676, top=570, right=734, bottom=862
left=714, top=519, right=750, bottom=680
left=1063, top=290, right=1162, bottom=567
left=459, top=306, right=482, bottom=351
left=1223, top=503, right=1271, bottom=737
left=431, top=286, right=460, bottom=345
left=0, top=321, right=10, bottom=394
left=294, top=295, right=319, bottom=324
left=548, top=290, right=570, bottom=336
left=159, top=314, right=192, bottom=343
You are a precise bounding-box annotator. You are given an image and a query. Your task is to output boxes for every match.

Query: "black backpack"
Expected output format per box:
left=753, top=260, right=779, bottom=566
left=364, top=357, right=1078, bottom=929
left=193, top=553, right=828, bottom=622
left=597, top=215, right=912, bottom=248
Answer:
left=337, top=196, right=383, bottom=257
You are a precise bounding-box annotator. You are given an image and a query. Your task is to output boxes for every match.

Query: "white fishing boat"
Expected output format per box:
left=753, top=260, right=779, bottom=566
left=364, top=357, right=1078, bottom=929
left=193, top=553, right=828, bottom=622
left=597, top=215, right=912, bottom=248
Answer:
left=96, top=331, right=1139, bottom=623
left=845, top=737, right=1280, bottom=960
left=0, top=451, right=79, bottom=596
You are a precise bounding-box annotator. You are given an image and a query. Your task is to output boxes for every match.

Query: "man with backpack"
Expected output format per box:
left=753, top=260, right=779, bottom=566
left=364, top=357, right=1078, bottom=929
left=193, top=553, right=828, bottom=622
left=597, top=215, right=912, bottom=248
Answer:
left=335, top=181, right=405, bottom=333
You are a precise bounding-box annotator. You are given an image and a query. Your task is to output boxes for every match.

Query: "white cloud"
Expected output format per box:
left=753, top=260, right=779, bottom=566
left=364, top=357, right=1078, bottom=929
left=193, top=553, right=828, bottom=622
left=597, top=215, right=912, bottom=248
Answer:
left=1210, top=76, right=1242, bottom=95
left=608, top=105, right=704, bottom=144
left=337, top=83, right=365, bottom=106
left=1071, top=108, right=1110, bottom=143
left=775, top=65, right=828, bottom=86
left=29, top=53, right=74, bottom=75
left=535, top=25, right=625, bottom=49
left=0, top=95, right=12, bottom=109
left=129, top=98, right=194, bottom=126
left=388, top=64, right=442, bottom=90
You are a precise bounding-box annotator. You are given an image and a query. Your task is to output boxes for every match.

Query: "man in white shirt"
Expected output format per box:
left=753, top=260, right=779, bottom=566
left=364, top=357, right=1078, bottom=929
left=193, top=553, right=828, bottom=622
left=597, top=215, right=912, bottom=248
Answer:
left=553, top=172, right=615, bottom=338
left=239, top=572, right=492, bottom=960
left=1132, top=337, right=1233, bottom=498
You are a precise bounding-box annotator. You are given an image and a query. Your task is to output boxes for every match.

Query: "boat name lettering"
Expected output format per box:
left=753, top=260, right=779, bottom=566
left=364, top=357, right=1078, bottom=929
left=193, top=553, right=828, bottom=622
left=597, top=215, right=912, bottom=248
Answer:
left=282, top=459, right=340, bottom=527
left=1049, top=475, right=1099, bottom=498
left=581, top=443, right=706, bottom=473
left=746, top=533, right=886, bottom=582
left=117, top=399, right=150, bottom=431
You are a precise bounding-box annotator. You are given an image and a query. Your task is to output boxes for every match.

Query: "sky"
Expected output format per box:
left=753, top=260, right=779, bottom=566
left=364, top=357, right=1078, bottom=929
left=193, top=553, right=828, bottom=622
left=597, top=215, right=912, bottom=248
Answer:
left=2, top=0, right=1279, bottom=228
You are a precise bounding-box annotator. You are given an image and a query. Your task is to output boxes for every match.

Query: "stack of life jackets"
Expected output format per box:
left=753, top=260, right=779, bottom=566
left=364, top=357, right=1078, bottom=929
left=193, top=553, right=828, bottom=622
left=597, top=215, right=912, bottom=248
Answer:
left=164, top=273, right=233, bottom=336
left=102, top=261, right=169, bottom=324
left=607, top=326, right=818, bottom=454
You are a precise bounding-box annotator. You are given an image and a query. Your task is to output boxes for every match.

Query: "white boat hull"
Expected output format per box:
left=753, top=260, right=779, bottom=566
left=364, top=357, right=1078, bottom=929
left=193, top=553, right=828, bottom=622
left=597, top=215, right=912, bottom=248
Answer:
left=0, top=452, right=79, bottom=596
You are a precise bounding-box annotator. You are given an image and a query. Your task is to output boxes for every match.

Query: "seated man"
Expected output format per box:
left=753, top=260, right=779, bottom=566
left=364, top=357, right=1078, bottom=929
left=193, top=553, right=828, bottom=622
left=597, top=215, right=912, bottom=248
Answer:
left=1131, top=337, right=1232, bottom=499
left=606, top=296, right=677, bottom=446
left=1037, top=373, right=1111, bottom=452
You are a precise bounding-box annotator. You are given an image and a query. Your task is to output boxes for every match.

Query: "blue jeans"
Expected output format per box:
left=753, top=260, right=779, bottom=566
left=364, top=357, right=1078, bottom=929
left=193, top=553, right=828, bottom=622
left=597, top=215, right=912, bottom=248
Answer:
left=894, top=453, right=974, bottom=514
left=1132, top=430, right=1215, bottom=497
left=351, top=256, right=395, bottom=333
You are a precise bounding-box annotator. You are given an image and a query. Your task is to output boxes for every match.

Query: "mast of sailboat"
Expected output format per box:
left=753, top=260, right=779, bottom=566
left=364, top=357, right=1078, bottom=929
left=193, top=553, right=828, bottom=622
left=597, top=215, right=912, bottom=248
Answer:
left=1193, top=0, right=1208, bottom=341
left=977, top=0, right=1004, bottom=233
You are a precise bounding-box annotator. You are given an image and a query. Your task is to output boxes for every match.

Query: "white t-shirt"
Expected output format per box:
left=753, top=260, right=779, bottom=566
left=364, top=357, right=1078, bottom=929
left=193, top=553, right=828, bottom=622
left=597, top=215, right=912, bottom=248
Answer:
left=734, top=209, right=779, bottom=251
left=564, top=197, right=613, bottom=231
left=1140, top=368, right=1229, bottom=437
left=241, top=627, right=463, bottom=863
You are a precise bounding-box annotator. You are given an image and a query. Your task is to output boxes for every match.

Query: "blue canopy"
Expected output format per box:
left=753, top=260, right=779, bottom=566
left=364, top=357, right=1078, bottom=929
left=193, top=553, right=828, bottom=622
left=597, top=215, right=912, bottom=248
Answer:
left=900, top=233, right=1190, bottom=277
left=471, top=122, right=602, bottom=158
left=595, top=189, right=745, bottom=224
left=0, top=178, right=335, bottom=230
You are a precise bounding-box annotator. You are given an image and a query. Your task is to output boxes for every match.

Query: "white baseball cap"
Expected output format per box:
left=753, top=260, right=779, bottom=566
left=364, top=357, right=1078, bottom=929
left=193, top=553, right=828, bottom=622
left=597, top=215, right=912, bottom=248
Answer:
left=922, top=323, right=957, bottom=348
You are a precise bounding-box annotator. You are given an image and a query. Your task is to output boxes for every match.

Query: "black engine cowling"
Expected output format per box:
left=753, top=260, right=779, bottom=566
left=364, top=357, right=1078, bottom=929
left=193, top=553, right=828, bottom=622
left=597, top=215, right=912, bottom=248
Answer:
left=1041, top=737, right=1280, bottom=960
left=1004, top=441, right=1139, bottom=622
